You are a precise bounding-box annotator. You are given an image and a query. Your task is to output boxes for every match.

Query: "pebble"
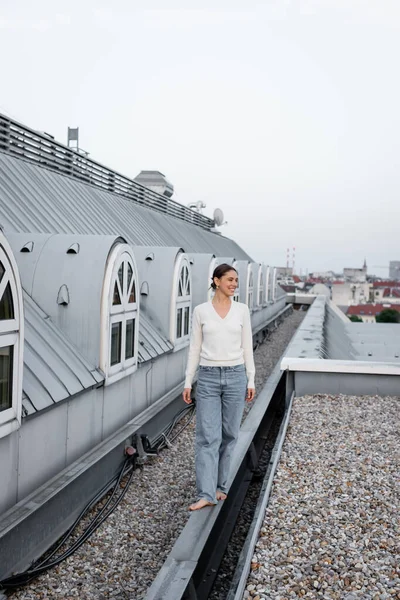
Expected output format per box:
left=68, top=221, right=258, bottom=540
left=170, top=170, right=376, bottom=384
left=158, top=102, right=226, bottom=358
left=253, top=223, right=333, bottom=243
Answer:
left=8, top=310, right=304, bottom=599
left=245, top=393, right=400, bottom=599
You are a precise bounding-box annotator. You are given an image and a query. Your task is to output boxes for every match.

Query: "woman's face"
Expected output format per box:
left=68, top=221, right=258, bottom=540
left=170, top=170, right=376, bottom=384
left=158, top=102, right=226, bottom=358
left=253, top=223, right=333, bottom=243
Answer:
left=215, top=270, right=238, bottom=297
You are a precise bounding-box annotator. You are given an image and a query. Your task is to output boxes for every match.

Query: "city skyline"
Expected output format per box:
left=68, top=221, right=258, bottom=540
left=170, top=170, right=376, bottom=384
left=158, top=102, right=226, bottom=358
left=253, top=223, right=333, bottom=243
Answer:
left=1, top=1, right=399, bottom=275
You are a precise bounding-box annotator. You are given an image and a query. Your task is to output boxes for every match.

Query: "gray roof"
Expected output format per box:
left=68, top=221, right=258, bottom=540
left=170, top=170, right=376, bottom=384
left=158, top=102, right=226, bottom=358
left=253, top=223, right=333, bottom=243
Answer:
left=325, top=301, right=400, bottom=363
left=22, top=292, right=104, bottom=416
left=138, top=313, right=173, bottom=363
left=0, top=152, right=251, bottom=260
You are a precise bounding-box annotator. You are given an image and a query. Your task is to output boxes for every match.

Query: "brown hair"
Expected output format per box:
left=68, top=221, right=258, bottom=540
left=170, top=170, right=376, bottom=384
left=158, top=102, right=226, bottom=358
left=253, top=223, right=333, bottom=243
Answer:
left=211, top=263, right=237, bottom=290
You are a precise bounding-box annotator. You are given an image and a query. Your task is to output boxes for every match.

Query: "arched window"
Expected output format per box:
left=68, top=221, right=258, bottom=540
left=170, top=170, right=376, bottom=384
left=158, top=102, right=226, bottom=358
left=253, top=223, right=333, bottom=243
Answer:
left=265, top=266, right=271, bottom=303
left=232, top=261, right=240, bottom=302
left=258, top=268, right=264, bottom=305
left=247, top=269, right=254, bottom=308
left=272, top=267, right=277, bottom=302
left=101, top=244, right=139, bottom=384
left=208, top=257, right=217, bottom=301
left=171, top=256, right=192, bottom=345
left=0, top=241, right=23, bottom=438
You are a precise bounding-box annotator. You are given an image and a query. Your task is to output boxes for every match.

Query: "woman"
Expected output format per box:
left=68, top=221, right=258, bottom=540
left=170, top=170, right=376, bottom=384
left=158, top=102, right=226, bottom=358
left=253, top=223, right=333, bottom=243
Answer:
left=183, top=263, right=256, bottom=511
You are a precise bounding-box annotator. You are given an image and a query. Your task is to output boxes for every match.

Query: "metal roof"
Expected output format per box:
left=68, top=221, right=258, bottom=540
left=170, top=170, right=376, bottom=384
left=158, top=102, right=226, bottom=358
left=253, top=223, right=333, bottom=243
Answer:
left=287, top=297, right=400, bottom=364
left=138, top=312, right=173, bottom=363
left=22, top=287, right=172, bottom=415
left=0, top=152, right=251, bottom=261
left=0, top=114, right=210, bottom=230
left=22, top=292, right=104, bottom=416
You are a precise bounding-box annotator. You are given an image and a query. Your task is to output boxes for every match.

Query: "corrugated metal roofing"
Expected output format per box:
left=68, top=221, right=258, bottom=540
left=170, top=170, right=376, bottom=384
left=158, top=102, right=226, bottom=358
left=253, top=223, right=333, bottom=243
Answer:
left=22, top=292, right=104, bottom=416
left=138, top=312, right=173, bottom=363
left=0, top=152, right=251, bottom=260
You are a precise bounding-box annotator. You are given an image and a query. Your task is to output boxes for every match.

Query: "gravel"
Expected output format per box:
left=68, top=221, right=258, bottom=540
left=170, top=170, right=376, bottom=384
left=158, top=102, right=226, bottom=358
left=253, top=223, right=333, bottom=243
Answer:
left=8, top=309, right=304, bottom=600
left=244, top=394, right=400, bottom=600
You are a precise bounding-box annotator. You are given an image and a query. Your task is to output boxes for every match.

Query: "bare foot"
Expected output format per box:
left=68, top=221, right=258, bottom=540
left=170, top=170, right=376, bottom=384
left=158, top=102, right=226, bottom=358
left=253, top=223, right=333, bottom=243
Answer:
left=216, top=491, right=227, bottom=501
left=189, top=499, right=215, bottom=511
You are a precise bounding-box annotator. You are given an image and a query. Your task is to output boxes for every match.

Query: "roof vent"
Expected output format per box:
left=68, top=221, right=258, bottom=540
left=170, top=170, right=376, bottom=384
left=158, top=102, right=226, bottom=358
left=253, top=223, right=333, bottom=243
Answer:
left=67, top=243, right=80, bottom=254
left=21, top=241, right=34, bottom=253
left=134, top=171, right=174, bottom=198
left=145, top=253, right=154, bottom=261
left=140, top=281, right=149, bottom=296
left=57, top=284, right=70, bottom=306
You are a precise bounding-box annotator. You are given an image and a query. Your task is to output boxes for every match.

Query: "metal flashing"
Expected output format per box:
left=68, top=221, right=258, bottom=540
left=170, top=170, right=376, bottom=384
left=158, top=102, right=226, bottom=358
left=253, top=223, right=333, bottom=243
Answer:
left=22, top=291, right=104, bottom=414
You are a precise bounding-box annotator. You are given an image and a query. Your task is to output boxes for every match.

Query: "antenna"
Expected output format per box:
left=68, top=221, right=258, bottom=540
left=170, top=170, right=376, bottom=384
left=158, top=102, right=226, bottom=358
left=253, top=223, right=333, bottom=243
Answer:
left=187, top=201, right=206, bottom=214
left=213, top=208, right=225, bottom=227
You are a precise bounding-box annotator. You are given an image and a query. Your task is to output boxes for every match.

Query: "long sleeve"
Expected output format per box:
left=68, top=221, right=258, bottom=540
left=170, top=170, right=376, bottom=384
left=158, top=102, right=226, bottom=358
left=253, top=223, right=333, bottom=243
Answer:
left=184, top=307, right=202, bottom=388
left=242, top=305, right=255, bottom=388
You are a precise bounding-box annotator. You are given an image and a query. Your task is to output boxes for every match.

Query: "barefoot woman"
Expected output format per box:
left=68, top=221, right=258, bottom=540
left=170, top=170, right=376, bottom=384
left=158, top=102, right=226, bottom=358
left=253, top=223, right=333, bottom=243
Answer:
left=183, top=264, right=256, bottom=511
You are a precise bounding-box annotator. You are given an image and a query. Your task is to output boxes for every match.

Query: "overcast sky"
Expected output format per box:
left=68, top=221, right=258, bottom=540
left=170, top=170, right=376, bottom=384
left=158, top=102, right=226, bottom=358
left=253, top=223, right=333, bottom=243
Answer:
left=1, top=0, right=399, bottom=276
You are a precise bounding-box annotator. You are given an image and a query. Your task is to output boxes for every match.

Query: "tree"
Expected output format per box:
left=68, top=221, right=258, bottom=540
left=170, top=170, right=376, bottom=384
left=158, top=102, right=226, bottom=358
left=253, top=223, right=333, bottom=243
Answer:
left=376, top=309, right=400, bottom=323
left=349, top=315, right=363, bottom=322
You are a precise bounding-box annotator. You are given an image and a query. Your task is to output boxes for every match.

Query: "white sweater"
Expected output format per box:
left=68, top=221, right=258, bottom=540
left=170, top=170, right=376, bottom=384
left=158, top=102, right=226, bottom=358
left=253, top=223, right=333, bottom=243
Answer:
left=184, top=300, right=255, bottom=389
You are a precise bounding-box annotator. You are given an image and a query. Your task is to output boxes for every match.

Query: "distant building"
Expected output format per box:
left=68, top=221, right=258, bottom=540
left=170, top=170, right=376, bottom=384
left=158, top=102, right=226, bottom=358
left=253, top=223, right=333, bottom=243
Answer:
left=343, top=258, right=367, bottom=283
left=332, top=282, right=370, bottom=306
left=309, top=270, right=336, bottom=280
left=347, top=303, right=400, bottom=323
left=389, top=261, right=400, bottom=280
left=372, top=282, right=400, bottom=305
left=276, top=267, right=293, bottom=280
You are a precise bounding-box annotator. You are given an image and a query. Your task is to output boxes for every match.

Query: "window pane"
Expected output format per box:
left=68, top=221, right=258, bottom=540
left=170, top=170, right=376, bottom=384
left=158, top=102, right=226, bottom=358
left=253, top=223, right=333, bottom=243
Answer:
left=128, top=281, right=136, bottom=304
left=110, top=322, right=122, bottom=366
left=186, top=274, right=190, bottom=295
left=118, top=264, right=124, bottom=293
left=0, top=282, right=14, bottom=320
left=125, top=319, right=135, bottom=359
left=176, top=308, right=182, bottom=338
left=184, top=307, right=190, bottom=336
left=178, top=278, right=183, bottom=297
left=0, top=261, right=4, bottom=285
left=112, top=282, right=121, bottom=305
left=127, top=263, right=133, bottom=291
left=0, top=345, right=13, bottom=412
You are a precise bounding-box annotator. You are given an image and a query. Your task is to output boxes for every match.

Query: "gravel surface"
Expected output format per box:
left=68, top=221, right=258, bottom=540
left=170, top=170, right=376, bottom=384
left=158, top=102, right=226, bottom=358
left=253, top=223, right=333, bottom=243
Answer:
left=8, top=309, right=303, bottom=600
left=244, top=394, right=400, bottom=600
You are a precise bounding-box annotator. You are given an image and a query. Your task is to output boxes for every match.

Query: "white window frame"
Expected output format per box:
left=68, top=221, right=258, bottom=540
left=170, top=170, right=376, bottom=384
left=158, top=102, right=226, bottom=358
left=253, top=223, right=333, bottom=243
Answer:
left=265, top=266, right=271, bottom=303
left=232, top=260, right=240, bottom=302
left=247, top=265, right=254, bottom=310
left=257, top=266, right=264, bottom=306
left=271, top=267, right=278, bottom=302
left=100, top=244, right=139, bottom=385
left=170, top=255, right=192, bottom=348
left=208, top=257, right=217, bottom=301
left=0, top=241, right=24, bottom=439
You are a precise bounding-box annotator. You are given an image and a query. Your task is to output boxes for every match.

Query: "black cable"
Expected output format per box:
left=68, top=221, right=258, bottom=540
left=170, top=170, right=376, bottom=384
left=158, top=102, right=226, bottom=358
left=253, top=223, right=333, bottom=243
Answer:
left=0, top=400, right=194, bottom=591
left=0, top=459, right=134, bottom=590
left=34, top=463, right=129, bottom=569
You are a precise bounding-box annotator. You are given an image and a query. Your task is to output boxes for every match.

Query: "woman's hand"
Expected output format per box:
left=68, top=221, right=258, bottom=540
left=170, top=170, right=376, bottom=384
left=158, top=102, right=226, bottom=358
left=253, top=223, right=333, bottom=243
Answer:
left=246, top=388, right=255, bottom=403
left=183, top=388, right=192, bottom=404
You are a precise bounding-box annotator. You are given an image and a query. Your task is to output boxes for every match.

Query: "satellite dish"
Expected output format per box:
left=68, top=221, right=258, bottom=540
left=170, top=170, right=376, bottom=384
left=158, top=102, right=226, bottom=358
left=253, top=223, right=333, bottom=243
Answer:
left=213, top=208, right=224, bottom=226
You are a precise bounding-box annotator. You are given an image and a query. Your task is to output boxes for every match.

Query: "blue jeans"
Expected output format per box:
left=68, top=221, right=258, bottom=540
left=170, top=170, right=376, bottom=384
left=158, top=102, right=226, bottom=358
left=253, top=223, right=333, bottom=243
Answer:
left=195, top=364, right=247, bottom=503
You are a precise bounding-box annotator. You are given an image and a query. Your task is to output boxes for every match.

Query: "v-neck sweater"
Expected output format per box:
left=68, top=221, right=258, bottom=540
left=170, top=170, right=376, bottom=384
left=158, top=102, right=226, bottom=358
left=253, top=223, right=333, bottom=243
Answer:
left=184, top=300, right=255, bottom=389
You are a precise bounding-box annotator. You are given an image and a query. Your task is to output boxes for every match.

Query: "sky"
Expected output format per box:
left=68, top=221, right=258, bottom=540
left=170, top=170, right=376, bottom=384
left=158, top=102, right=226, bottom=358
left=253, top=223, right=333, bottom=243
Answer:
left=1, top=0, right=399, bottom=276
